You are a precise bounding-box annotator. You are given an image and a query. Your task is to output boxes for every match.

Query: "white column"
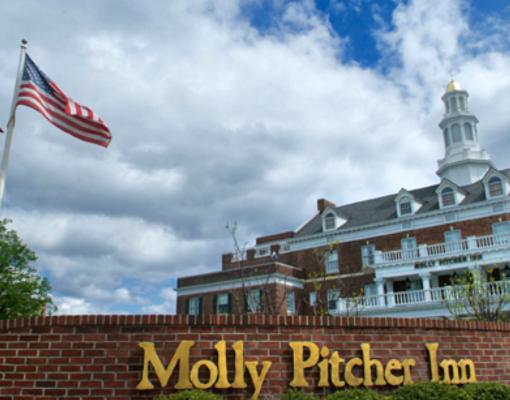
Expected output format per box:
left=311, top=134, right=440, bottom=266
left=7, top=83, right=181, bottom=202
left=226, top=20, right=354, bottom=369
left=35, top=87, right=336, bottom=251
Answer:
left=421, top=272, right=432, bottom=302
left=386, top=280, right=395, bottom=307
left=376, top=279, right=385, bottom=307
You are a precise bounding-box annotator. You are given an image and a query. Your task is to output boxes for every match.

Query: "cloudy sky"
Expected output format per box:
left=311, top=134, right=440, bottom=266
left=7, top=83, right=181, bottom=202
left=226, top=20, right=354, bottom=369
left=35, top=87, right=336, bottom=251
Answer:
left=0, top=0, right=509, bottom=314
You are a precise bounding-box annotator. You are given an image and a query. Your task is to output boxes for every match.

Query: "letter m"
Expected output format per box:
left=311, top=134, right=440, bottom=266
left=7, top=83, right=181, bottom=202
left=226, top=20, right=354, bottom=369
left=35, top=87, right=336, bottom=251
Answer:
left=136, top=341, right=194, bottom=390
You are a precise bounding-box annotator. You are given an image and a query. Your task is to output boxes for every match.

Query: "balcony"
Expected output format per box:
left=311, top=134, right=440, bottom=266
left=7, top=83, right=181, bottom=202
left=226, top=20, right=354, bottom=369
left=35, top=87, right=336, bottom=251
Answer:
left=374, top=233, right=510, bottom=268
left=336, top=279, right=510, bottom=318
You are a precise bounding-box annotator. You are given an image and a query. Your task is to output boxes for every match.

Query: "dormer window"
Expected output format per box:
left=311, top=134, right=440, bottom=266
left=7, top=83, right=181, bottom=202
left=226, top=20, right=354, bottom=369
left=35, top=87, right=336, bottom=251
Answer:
left=399, top=198, right=412, bottom=216
left=489, top=177, right=503, bottom=197
left=324, top=213, right=336, bottom=230
left=441, top=187, right=455, bottom=207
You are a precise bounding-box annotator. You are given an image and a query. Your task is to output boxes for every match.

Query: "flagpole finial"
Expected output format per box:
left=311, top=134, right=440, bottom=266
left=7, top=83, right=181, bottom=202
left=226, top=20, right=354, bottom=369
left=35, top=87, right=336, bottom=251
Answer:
left=21, top=39, right=27, bottom=48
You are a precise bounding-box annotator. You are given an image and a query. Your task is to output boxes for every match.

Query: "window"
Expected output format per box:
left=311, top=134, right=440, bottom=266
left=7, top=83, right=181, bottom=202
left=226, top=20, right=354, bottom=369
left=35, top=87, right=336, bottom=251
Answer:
left=399, top=198, right=412, bottom=216
left=324, top=213, right=336, bottom=230
left=459, top=96, right=465, bottom=111
left=452, top=124, right=462, bottom=143
left=444, top=230, right=462, bottom=252
left=401, top=237, right=417, bottom=259
left=245, top=289, right=261, bottom=313
left=188, top=297, right=202, bottom=316
left=493, top=222, right=510, bottom=235
left=488, top=176, right=503, bottom=197
left=445, top=100, right=450, bottom=114
left=464, top=123, right=473, bottom=141
left=309, top=291, right=317, bottom=306
left=361, top=244, right=376, bottom=266
left=443, top=128, right=450, bottom=146
left=450, top=97, right=457, bottom=112
left=327, top=289, right=340, bottom=310
left=286, top=291, right=295, bottom=315
left=325, top=251, right=338, bottom=274
left=441, top=187, right=455, bottom=207
left=215, top=293, right=231, bottom=314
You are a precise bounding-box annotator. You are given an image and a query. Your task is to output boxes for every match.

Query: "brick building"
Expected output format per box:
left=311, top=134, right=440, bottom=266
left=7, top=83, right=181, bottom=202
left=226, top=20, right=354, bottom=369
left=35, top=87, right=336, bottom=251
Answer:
left=176, top=81, right=510, bottom=318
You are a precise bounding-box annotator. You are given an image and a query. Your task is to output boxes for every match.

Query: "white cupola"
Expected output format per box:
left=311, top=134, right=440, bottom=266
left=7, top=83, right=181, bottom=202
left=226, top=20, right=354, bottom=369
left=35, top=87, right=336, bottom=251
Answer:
left=436, top=80, right=493, bottom=186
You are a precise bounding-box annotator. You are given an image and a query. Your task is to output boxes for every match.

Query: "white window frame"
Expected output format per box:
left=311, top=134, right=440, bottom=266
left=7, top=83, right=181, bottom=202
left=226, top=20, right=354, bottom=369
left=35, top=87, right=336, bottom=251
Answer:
left=441, top=187, right=455, bottom=207
left=401, top=237, right=417, bottom=259
left=309, top=291, right=317, bottom=306
left=327, top=289, right=340, bottom=311
left=286, top=291, right=295, bottom=315
left=324, top=213, right=336, bottom=230
left=188, top=297, right=201, bottom=316
left=216, top=293, right=230, bottom=314
left=325, top=251, right=339, bottom=274
left=246, top=288, right=261, bottom=313
left=489, top=177, right=504, bottom=197
left=361, top=244, right=376, bottom=267
left=399, top=199, right=412, bottom=216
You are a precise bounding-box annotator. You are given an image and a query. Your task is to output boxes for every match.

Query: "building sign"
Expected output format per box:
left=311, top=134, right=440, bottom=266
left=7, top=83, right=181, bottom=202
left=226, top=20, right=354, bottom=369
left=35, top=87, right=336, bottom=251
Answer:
left=136, top=340, right=477, bottom=399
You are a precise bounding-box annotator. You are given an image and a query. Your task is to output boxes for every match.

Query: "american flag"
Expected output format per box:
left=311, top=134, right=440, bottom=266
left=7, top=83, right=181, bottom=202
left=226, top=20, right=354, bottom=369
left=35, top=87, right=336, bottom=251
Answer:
left=15, top=54, right=111, bottom=147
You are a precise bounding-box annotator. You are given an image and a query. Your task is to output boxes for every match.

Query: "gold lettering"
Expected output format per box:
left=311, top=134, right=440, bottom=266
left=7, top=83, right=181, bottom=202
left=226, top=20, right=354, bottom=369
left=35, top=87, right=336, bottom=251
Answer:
left=458, top=359, right=477, bottom=384
left=232, top=341, right=248, bottom=388
left=402, top=359, right=415, bottom=385
left=440, top=359, right=460, bottom=384
left=190, top=360, right=218, bottom=389
left=426, top=343, right=439, bottom=383
left=289, top=342, right=319, bottom=387
left=214, top=341, right=230, bottom=389
left=136, top=341, right=194, bottom=390
left=361, top=343, right=385, bottom=387
left=245, top=360, right=272, bottom=400
left=318, top=346, right=330, bottom=387
left=329, top=352, right=345, bottom=388
left=345, top=357, right=363, bottom=387
left=384, top=359, right=403, bottom=386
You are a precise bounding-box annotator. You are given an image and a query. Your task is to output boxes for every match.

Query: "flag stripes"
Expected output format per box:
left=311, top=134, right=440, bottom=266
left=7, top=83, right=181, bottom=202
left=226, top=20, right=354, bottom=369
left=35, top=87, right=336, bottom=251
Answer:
left=15, top=54, right=111, bottom=147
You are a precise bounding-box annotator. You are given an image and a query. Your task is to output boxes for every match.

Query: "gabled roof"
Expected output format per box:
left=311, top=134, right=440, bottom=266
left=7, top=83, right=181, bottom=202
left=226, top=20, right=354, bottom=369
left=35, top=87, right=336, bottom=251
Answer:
left=295, top=168, right=510, bottom=237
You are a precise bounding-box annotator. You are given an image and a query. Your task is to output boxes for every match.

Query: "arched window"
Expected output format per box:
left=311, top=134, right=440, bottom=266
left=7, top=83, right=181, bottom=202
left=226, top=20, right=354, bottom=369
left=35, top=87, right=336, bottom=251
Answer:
left=445, top=100, right=450, bottom=114
left=441, top=187, right=455, bottom=207
left=324, top=213, right=336, bottom=230
left=399, top=197, right=412, bottom=216
left=450, top=97, right=457, bottom=112
left=443, top=128, right=450, bottom=146
left=464, top=123, right=473, bottom=141
left=452, top=124, right=462, bottom=143
left=459, top=96, right=465, bottom=111
left=489, top=177, right=503, bottom=197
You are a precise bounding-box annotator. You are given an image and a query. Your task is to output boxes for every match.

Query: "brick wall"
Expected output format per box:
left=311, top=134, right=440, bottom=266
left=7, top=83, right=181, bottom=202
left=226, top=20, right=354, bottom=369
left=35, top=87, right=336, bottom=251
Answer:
left=1, top=315, right=510, bottom=399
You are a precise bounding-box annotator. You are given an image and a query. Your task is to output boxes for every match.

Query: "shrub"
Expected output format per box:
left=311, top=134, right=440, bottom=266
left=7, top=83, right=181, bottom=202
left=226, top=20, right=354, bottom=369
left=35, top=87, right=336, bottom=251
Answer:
left=463, top=382, right=510, bottom=400
left=325, top=388, right=389, bottom=400
left=280, top=388, right=319, bottom=400
left=156, top=390, right=224, bottom=400
left=391, top=382, right=471, bottom=400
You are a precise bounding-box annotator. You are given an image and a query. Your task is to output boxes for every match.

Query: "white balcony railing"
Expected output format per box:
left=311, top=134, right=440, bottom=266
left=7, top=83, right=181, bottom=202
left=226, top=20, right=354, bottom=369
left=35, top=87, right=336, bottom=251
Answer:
left=375, top=233, right=510, bottom=266
left=337, top=280, right=510, bottom=313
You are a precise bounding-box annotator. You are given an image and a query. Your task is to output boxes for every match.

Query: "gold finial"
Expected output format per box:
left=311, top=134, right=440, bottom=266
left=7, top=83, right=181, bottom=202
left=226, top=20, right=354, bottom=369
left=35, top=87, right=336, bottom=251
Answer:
left=446, top=79, right=462, bottom=93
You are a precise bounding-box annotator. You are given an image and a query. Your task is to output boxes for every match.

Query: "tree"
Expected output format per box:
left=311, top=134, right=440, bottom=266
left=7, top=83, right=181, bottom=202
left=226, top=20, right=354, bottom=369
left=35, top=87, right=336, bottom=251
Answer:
left=442, top=267, right=510, bottom=321
left=225, top=221, right=288, bottom=315
left=0, top=219, right=55, bottom=319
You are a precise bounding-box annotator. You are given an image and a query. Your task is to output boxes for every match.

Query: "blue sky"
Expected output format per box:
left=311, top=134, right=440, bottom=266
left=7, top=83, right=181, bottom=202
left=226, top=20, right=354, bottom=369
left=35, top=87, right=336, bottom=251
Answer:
left=0, top=0, right=510, bottom=314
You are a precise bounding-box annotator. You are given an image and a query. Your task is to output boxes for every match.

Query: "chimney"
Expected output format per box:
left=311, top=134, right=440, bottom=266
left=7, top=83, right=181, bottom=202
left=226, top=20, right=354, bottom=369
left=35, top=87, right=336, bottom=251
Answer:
left=246, top=248, right=256, bottom=260
left=222, top=252, right=233, bottom=268
left=317, top=198, right=336, bottom=213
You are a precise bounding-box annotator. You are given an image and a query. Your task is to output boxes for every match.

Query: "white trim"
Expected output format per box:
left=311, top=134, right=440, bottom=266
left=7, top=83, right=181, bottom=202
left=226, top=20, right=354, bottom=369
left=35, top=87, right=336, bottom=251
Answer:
left=282, top=198, right=509, bottom=252
left=176, top=273, right=304, bottom=296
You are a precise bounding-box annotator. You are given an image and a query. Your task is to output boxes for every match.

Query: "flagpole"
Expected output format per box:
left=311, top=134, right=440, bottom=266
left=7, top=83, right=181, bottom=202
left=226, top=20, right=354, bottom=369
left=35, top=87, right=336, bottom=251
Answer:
left=0, top=39, right=28, bottom=209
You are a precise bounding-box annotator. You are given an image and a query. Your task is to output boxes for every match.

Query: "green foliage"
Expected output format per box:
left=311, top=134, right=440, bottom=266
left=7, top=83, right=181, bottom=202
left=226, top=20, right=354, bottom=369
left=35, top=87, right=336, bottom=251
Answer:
left=156, top=390, right=223, bottom=400
left=0, top=219, right=55, bottom=319
left=280, top=388, right=319, bottom=400
left=392, top=382, right=471, bottom=400
left=463, top=382, right=510, bottom=400
left=325, top=388, right=390, bottom=400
